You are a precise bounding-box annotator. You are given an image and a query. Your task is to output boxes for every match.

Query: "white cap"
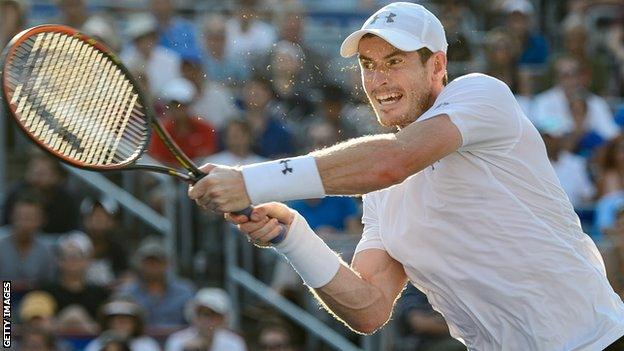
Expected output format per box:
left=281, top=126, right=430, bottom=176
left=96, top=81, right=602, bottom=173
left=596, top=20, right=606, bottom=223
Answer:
left=185, top=288, right=231, bottom=321
left=125, top=13, right=158, bottom=41
left=161, top=78, right=196, bottom=104
left=501, top=0, right=534, bottom=15
left=340, top=2, right=447, bottom=58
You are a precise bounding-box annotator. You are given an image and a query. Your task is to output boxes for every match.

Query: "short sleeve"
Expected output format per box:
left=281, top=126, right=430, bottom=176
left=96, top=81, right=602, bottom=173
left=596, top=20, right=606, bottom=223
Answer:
left=419, top=74, right=522, bottom=152
left=354, top=194, right=385, bottom=254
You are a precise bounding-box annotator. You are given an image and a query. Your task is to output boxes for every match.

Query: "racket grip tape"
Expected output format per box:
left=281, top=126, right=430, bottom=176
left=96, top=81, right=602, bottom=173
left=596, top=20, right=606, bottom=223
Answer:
left=233, top=206, right=287, bottom=245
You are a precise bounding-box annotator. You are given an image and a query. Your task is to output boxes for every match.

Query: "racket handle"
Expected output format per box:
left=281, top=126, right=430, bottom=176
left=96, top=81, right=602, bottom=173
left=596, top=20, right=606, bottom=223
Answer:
left=233, top=206, right=287, bottom=245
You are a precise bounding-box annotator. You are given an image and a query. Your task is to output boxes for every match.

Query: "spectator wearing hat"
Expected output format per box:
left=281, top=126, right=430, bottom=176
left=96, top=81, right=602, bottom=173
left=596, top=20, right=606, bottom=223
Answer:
left=150, top=0, right=202, bottom=61
left=19, top=291, right=76, bottom=351
left=85, top=300, right=160, bottom=351
left=500, top=0, right=549, bottom=66
left=148, top=77, right=218, bottom=166
left=165, top=288, right=246, bottom=351
left=116, top=237, right=194, bottom=327
left=43, top=232, right=110, bottom=330
left=203, top=119, right=267, bottom=167
left=199, top=14, right=249, bottom=86
left=81, top=197, right=129, bottom=288
left=2, top=151, right=81, bottom=235
left=0, top=193, right=55, bottom=290
left=181, top=59, right=239, bottom=131
left=120, top=13, right=182, bottom=99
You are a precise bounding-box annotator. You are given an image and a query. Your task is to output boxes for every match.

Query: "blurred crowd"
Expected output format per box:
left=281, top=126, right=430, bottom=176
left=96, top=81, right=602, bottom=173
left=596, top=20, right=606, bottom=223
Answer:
left=1, top=0, right=624, bottom=350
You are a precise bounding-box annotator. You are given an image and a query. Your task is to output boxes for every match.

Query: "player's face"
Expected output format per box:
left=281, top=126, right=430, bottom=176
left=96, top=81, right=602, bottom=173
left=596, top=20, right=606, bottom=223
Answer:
left=358, top=36, right=434, bottom=128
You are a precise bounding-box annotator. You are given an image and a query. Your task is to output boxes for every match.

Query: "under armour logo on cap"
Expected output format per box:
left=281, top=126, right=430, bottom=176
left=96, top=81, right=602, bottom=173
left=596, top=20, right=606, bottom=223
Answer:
left=370, top=12, right=397, bottom=24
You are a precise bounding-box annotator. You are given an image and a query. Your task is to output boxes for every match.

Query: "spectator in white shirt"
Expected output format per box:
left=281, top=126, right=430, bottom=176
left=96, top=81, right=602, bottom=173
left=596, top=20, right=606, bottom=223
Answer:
left=120, top=13, right=182, bottom=99
left=224, top=0, right=276, bottom=61
left=203, top=119, right=267, bottom=167
left=532, top=56, right=620, bottom=152
left=165, top=288, right=247, bottom=351
left=181, top=59, right=239, bottom=130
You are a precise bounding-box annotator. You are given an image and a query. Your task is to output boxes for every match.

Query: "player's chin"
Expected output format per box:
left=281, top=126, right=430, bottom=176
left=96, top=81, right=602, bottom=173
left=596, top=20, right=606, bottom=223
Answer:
left=376, top=107, right=411, bottom=128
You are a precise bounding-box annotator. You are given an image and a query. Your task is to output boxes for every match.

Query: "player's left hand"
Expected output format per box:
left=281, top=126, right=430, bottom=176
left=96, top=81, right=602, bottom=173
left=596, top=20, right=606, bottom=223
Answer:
left=188, top=163, right=251, bottom=213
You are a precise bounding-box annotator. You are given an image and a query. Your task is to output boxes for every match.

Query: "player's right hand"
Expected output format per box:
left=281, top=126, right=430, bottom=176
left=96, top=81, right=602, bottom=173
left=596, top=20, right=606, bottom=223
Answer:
left=225, top=202, right=295, bottom=246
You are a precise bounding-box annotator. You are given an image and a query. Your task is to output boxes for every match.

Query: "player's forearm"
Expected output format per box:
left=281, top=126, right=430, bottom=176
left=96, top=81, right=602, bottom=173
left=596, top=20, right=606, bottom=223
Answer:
left=311, top=134, right=412, bottom=195
left=313, top=265, right=395, bottom=334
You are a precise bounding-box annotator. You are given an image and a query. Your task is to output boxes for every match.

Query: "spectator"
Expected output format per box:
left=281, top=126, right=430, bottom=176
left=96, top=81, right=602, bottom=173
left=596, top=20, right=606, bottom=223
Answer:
left=85, top=300, right=160, bottom=351
left=2, top=151, right=81, bottom=235
left=200, top=14, right=250, bottom=85
left=605, top=16, right=624, bottom=96
left=267, top=41, right=315, bottom=119
left=604, top=205, right=624, bottom=297
left=539, top=123, right=595, bottom=208
left=224, top=0, right=276, bottom=63
left=501, top=0, right=549, bottom=66
left=289, top=196, right=361, bottom=235
left=595, top=137, right=624, bottom=234
left=81, top=14, right=121, bottom=53
left=395, top=284, right=465, bottom=351
left=204, top=119, right=267, bottom=167
left=96, top=331, right=132, bottom=351
left=0, top=0, right=26, bottom=48
left=256, top=323, right=295, bottom=351
left=18, top=327, right=58, bottom=351
left=57, top=0, right=89, bottom=28
left=483, top=29, right=520, bottom=93
left=165, top=288, right=247, bottom=351
left=241, top=76, right=294, bottom=158
left=544, top=16, right=610, bottom=95
left=315, top=85, right=361, bottom=142
left=182, top=59, right=239, bottom=130
left=116, top=236, right=194, bottom=327
left=120, top=13, right=182, bottom=99
left=270, top=4, right=327, bottom=89
left=0, top=194, right=55, bottom=289
left=80, top=197, right=129, bottom=288
left=44, top=232, right=110, bottom=331
left=149, top=77, right=218, bottom=166
left=532, top=56, right=620, bottom=156
left=150, top=0, right=202, bottom=60
left=439, top=0, right=473, bottom=76
left=19, top=291, right=75, bottom=351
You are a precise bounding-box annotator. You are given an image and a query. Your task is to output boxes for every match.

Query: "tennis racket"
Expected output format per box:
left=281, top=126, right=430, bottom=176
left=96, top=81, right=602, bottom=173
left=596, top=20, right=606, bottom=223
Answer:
left=0, top=25, right=286, bottom=243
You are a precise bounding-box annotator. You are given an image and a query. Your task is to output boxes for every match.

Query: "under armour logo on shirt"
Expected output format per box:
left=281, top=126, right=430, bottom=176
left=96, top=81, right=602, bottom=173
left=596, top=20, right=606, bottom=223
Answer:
left=370, top=12, right=397, bottom=24
left=280, top=160, right=293, bottom=174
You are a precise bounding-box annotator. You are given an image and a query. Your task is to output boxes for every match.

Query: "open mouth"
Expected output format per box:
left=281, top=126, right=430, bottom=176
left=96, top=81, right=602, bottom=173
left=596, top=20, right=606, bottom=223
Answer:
left=376, top=92, right=403, bottom=106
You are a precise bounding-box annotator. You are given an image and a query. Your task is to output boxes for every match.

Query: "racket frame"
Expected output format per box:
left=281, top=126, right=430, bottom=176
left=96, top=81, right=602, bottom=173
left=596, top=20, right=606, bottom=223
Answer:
left=1, top=25, right=203, bottom=182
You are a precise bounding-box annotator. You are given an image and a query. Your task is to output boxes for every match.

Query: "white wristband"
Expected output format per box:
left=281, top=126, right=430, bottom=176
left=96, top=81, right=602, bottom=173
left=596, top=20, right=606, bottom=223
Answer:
left=241, top=155, right=326, bottom=204
left=274, top=211, right=341, bottom=288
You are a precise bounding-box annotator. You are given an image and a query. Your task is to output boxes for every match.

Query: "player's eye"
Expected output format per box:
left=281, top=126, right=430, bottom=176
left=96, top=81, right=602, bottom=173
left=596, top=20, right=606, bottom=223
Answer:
left=360, top=60, right=374, bottom=70
left=387, top=58, right=403, bottom=67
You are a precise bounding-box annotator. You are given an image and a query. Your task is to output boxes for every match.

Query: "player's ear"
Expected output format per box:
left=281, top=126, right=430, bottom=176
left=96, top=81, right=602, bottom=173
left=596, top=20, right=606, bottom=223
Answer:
left=432, top=52, right=447, bottom=84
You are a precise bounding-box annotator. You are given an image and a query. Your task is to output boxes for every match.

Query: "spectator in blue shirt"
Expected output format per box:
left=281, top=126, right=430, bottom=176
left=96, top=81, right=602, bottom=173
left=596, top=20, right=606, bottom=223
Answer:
left=116, top=237, right=195, bottom=327
left=502, top=0, right=549, bottom=66
left=200, top=14, right=250, bottom=85
left=289, top=197, right=361, bottom=235
left=241, top=76, right=295, bottom=159
left=150, top=0, right=202, bottom=61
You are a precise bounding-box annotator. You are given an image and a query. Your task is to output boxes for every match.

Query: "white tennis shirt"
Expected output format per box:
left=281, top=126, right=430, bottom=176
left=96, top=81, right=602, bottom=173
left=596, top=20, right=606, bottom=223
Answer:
left=355, top=73, right=624, bottom=350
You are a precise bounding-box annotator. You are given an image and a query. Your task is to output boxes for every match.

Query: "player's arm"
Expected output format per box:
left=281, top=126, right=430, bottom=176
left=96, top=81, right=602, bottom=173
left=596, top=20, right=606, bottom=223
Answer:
left=229, top=203, right=407, bottom=334
left=189, top=114, right=460, bottom=212
left=313, top=114, right=461, bottom=194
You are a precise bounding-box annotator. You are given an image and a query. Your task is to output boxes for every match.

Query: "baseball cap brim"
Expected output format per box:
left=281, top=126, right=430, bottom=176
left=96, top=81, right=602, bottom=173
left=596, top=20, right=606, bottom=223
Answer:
left=340, top=28, right=428, bottom=58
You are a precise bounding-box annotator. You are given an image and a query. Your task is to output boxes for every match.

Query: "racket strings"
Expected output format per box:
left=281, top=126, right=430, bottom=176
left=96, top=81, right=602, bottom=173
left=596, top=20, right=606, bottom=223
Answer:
left=4, top=31, right=149, bottom=166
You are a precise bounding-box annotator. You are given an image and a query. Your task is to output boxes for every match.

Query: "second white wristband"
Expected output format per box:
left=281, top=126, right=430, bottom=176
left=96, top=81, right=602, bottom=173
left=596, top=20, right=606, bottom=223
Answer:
left=241, top=155, right=326, bottom=204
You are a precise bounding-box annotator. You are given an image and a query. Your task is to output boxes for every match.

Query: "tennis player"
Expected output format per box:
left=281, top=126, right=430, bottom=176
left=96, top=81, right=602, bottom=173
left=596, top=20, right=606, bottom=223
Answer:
left=188, top=2, right=624, bottom=349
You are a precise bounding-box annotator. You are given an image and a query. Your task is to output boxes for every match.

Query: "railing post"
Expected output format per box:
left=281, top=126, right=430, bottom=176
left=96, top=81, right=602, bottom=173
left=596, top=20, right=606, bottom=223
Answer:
left=224, top=222, right=241, bottom=329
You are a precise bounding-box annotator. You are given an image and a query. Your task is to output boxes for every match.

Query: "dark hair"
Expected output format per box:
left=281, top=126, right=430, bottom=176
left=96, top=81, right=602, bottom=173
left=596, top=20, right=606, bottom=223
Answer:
left=600, top=136, right=624, bottom=171
left=20, top=326, right=57, bottom=350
